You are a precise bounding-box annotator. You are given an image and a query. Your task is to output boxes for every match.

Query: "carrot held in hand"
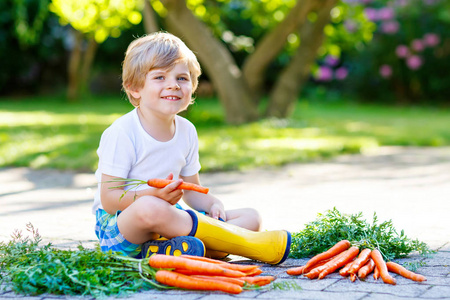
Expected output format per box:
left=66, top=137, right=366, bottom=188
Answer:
left=155, top=270, right=242, bottom=294
left=318, top=246, right=360, bottom=279
left=147, top=178, right=209, bottom=194
left=303, top=240, right=351, bottom=272
left=386, top=261, right=427, bottom=282
left=371, top=249, right=396, bottom=285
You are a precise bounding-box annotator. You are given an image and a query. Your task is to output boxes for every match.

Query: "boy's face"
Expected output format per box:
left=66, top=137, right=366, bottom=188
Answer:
left=129, top=62, right=193, bottom=118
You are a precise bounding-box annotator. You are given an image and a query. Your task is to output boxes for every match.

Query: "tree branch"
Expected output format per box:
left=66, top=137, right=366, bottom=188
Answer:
left=242, top=0, right=316, bottom=98
left=159, top=0, right=259, bottom=123
left=266, top=0, right=337, bottom=118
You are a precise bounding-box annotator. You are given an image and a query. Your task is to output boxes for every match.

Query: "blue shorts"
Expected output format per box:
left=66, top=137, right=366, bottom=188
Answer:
left=95, top=203, right=194, bottom=257
left=95, top=208, right=141, bottom=257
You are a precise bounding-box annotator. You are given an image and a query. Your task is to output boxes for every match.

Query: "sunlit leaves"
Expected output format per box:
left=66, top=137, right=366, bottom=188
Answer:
left=49, top=0, right=143, bottom=43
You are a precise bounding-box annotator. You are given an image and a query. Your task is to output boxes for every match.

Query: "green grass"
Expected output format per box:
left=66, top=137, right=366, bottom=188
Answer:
left=0, top=95, right=449, bottom=172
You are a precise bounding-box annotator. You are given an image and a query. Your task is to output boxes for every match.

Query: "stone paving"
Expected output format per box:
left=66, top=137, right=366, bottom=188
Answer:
left=1, top=146, right=450, bottom=299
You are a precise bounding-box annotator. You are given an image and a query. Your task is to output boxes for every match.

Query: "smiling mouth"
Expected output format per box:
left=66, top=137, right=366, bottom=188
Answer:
left=162, top=96, right=181, bottom=101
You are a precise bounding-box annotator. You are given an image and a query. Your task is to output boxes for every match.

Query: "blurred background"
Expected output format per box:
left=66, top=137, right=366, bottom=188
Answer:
left=0, top=0, right=449, bottom=172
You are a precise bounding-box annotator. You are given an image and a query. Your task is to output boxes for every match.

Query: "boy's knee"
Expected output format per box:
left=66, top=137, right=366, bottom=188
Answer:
left=244, top=208, right=262, bottom=231
left=132, top=196, right=171, bottom=226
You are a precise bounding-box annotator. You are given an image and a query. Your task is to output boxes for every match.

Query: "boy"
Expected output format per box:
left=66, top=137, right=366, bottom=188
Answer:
left=93, top=32, right=290, bottom=264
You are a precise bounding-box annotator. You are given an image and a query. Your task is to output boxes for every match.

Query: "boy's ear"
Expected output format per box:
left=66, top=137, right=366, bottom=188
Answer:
left=127, top=88, right=141, bottom=100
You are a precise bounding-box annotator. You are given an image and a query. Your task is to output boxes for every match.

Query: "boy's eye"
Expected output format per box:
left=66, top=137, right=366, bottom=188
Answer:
left=178, top=77, right=188, bottom=81
left=155, top=76, right=164, bottom=80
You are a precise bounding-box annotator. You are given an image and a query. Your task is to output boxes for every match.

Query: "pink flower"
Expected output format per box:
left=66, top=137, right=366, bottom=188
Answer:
left=396, top=45, right=410, bottom=58
left=364, top=8, right=378, bottom=21
left=411, top=39, right=425, bottom=52
left=379, top=64, right=393, bottom=78
left=381, top=20, right=399, bottom=34
left=378, top=7, right=395, bottom=20
left=325, top=55, right=340, bottom=67
left=406, top=55, right=423, bottom=70
left=317, top=66, right=333, bottom=82
left=423, top=33, right=440, bottom=47
left=335, top=67, right=349, bottom=80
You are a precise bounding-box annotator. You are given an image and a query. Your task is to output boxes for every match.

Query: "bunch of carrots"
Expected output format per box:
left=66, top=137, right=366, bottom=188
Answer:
left=286, top=240, right=427, bottom=285
left=148, top=254, right=274, bottom=294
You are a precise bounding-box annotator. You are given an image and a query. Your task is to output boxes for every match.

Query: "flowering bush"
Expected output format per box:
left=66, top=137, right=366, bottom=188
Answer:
left=341, top=0, right=449, bottom=103
left=311, top=0, right=449, bottom=104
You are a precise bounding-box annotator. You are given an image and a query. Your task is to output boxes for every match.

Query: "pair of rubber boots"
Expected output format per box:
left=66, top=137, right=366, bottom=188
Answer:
left=142, top=210, right=291, bottom=265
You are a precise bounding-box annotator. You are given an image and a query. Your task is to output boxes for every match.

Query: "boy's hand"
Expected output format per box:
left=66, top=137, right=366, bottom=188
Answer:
left=153, top=174, right=183, bottom=205
left=209, top=203, right=226, bottom=221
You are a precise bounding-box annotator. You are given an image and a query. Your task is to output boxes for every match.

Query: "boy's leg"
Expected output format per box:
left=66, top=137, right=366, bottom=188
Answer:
left=117, top=196, right=193, bottom=244
left=187, top=209, right=291, bottom=265
left=115, top=196, right=205, bottom=257
left=223, top=208, right=262, bottom=231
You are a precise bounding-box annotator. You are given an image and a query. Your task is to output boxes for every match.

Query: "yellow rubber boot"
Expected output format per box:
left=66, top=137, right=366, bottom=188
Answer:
left=186, top=210, right=291, bottom=264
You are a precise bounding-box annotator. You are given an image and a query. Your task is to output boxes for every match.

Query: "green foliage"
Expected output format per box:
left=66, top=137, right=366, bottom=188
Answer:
left=0, top=224, right=162, bottom=298
left=334, top=0, right=450, bottom=103
left=13, top=0, right=49, bottom=47
left=1, top=96, right=450, bottom=171
left=49, top=0, right=144, bottom=43
left=0, top=0, right=67, bottom=94
left=290, top=208, right=433, bottom=261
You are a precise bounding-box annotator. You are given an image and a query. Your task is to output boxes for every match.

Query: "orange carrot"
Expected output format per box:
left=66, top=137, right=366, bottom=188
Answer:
left=357, top=259, right=376, bottom=279
left=304, top=250, right=350, bottom=279
left=155, top=270, right=242, bottom=294
left=147, top=178, right=209, bottom=194
left=286, top=265, right=306, bottom=276
left=370, top=249, right=396, bottom=285
left=240, top=276, right=275, bottom=286
left=339, top=260, right=355, bottom=277
left=244, top=267, right=263, bottom=276
left=303, top=240, right=351, bottom=272
left=350, top=273, right=357, bottom=282
left=148, top=254, right=245, bottom=277
left=191, top=275, right=245, bottom=286
left=180, top=255, right=260, bottom=273
left=318, top=246, right=360, bottom=279
left=286, top=257, right=333, bottom=276
left=373, top=266, right=380, bottom=280
left=386, top=261, right=427, bottom=282
left=348, top=248, right=372, bottom=275
left=287, top=257, right=334, bottom=276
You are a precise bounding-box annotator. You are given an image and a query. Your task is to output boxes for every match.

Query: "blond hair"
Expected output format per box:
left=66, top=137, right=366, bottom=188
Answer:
left=122, top=32, right=201, bottom=107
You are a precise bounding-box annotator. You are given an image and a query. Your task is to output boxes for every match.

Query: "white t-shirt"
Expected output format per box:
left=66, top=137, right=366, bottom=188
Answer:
left=92, top=108, right=201, bottom=213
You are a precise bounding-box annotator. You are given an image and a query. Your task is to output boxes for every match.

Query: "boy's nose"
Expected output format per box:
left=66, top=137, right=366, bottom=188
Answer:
left=168, top=82, right=181, bottom=90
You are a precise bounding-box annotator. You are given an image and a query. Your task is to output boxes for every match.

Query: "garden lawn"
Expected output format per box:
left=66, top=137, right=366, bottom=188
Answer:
left=0, top=96, right=449, bottom=172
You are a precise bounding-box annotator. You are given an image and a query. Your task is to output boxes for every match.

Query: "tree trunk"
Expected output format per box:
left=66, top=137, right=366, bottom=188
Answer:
left=159, top=0, right=259, bottom=124
left=67, top=29, right=83, bottom=102
left=80, top=37, right=98, bottom=95
left=266, top=0, right=337, bottom=118
left=67, top=29, right=98, bottom=101
left=143, top=0, right=159, bottom=33
left=242, top=0, right=316, bottom=101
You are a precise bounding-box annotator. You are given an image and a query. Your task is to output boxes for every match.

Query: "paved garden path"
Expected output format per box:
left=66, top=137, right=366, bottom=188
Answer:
left=1, top=146, right=449, bottom=299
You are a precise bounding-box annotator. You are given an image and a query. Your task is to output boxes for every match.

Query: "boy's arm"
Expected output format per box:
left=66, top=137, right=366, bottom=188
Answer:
left=180, top=173, right=226, bottom=221
left=100, top=173, right=184, bottom=215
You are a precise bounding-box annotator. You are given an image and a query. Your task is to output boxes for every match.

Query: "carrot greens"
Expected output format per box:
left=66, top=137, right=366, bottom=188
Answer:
left=289, top=208, right=432, bottom=260
left=0, top=224, right=162, bottom=298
